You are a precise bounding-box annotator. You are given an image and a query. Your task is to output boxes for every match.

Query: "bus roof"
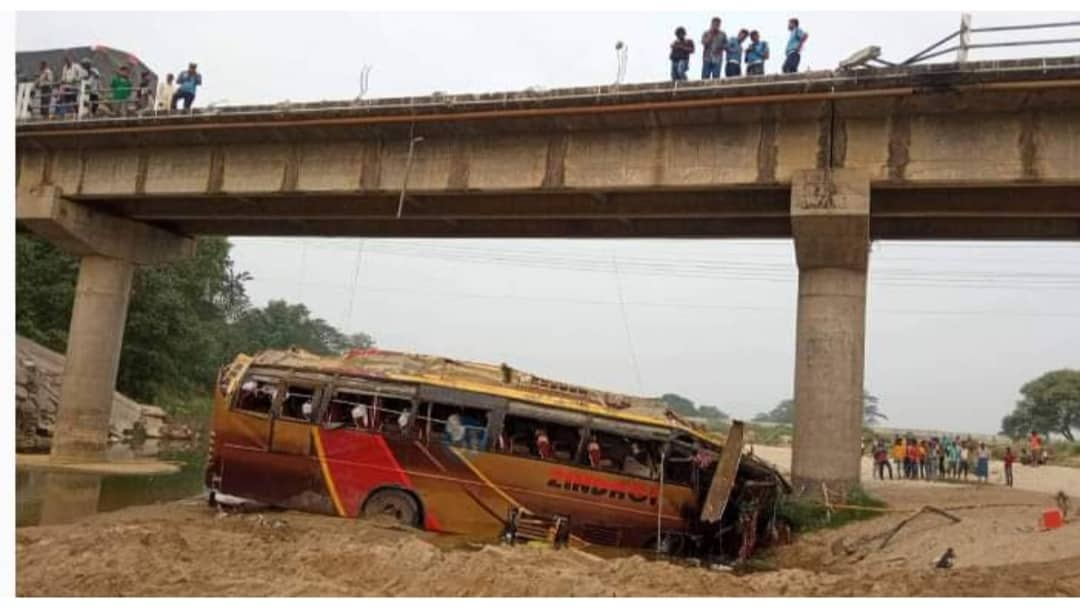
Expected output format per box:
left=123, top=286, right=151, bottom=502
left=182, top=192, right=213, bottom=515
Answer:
left=243, top=347, right=729, bottom=447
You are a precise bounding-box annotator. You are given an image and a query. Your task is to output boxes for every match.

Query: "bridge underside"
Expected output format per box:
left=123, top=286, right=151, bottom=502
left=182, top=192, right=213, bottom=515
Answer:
left=62, top=185, right=1080, bottom=239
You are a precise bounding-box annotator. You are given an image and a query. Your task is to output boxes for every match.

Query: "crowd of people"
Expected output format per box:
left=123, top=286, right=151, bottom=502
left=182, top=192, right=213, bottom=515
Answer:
left=23, top=55, right=203, bottom=119
left=669, top=16, right=808, bottom=82
left=869, top=430, right=1048, bottom=488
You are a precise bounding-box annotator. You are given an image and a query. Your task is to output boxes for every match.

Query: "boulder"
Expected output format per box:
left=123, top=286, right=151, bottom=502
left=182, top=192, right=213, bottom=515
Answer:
left=15, top=335, right=170, bottom=452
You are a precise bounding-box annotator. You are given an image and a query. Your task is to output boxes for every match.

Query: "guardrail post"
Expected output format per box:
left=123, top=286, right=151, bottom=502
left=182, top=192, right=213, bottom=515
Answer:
left=77, top=78, right=91, bottom=120
left=16, top=82, right=33, bottom=120
left=958, top=13, right=972, bottom=63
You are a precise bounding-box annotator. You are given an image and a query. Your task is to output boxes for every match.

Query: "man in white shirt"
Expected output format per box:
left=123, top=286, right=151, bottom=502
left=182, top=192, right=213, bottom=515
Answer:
left=351, top=403, right=369, bottom=429
left=58, top=56, right=86, bottom=119
left=155, top=73, right=176, bottom=113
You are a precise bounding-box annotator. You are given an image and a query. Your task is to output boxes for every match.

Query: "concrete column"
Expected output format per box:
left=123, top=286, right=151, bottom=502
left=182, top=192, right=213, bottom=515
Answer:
left=50, top=255, right=135, bottom=461
left=18, top=185, right=194, bottom=463
left=789, top=169, right=870, bottom=496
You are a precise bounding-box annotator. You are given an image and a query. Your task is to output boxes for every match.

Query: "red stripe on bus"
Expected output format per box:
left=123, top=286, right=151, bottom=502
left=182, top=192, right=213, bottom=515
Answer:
left=318, top=429, right=442, bottom=531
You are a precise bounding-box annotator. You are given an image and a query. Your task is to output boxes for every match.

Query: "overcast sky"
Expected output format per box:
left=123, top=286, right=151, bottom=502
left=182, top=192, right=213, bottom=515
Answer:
left=16, top=11, right=1080, bottom=434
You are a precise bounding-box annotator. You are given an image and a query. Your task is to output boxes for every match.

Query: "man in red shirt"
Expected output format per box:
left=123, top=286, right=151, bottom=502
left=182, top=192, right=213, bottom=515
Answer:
left=1030, top=431, right=1043, bottom=466
left=906, top=440, right=919, bottom=479
left=536, top=429, right=553, bottom=460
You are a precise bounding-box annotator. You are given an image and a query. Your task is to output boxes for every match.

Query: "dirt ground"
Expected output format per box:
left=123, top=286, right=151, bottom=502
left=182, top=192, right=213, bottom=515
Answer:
left=16, top=449, right=1080, bottom=597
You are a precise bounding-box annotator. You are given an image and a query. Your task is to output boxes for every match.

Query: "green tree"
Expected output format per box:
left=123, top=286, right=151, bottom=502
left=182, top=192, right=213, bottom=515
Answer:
left=1001, top=369, right=1080, bottom=441
left=863, top=391, right=888, bottom=426
left=15, top=232, right=372, bottom=409
left=754, top=398, right=794, bottom=424
left=697, top=405, right=729, bottom=420
left=659, top=393, right=698, bottom=417
left=15, top=231, right=79, bottom=351
left=229, top=300, right=367, bottom=357
left=754, top=391, right=885, bottom=425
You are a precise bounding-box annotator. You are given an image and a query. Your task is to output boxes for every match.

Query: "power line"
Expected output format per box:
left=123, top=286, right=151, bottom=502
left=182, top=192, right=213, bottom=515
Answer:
left=232, top=238, right=1080, bottom=290
left=239, top=273, right=1080, bottom=319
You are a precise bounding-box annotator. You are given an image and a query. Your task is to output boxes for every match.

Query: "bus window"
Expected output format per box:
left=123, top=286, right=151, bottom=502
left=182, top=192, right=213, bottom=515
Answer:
left=582, top=431, right=661, bottom=480
left=325, top=390, right=375, bottom=428
left=235, top=376, right=277, bottom=415
left=665, top=437, right=697, bottom=486
left=501, top=415, right=582, bottom=462
left=425, top=402, right=490, bottom=450
left=375, top=396, right=414, bottom=436
left=280, top=385, right=317, bottom=422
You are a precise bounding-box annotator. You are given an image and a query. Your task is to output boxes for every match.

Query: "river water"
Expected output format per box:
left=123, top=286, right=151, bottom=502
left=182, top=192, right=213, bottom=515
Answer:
left=16, top=440, right=208, bottom=527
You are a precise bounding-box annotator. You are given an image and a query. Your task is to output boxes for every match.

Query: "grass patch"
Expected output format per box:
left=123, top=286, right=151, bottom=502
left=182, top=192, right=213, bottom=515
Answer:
left=155, top=391, right=215, bottom=432
left=777, top=485, right=886, bottom=533
left=747, top=423, right=794, bottom=446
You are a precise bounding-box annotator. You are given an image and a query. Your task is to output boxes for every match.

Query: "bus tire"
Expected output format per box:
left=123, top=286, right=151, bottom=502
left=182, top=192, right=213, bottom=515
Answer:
left=361, top=488, right=421, bottom=528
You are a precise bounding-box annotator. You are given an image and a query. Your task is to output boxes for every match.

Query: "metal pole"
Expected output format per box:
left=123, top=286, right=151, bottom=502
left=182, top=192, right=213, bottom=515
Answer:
left=656, top=448, right=665, bottom=554
left=396, top=123, right=423, bottom=219
left=16, top=82, right=33, bottom=120
left=77, top=78, right=89, bottom=120
left=957, top=13, right=972, bottom=63
left=971, top=20, right=1080, bottom=33
left=901, top=29, right=960, bottom=65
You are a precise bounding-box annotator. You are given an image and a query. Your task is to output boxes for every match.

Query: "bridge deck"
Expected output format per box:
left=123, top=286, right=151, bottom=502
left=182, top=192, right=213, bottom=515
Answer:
left=15, top=57, right=1080, bottom=240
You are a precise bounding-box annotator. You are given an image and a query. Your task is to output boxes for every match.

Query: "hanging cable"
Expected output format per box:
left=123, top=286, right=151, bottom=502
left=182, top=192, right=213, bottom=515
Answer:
left=396, top=122, right=424, bottom=219
left=341, top=239, right=367, bottom=332
left=611, top=248, right=645, bottom=393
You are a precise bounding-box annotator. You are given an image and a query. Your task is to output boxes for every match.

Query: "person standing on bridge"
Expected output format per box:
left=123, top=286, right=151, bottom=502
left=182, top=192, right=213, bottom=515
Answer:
left=58, top=55, right=86, bottom=119
left=173, top=62, right=202, bottom=111
left=34, top=60, right=54, bottom=119
left=745, top=30, right=769, bottom=76
left=155, top=73, right=176, bottom=114
left=669, top=27, right=695, bottom=81
left=724, top=29, right=748, bottom=78
left=80, top=58, right=102, bottom=116
left=700, top=17, right=726, bottom=80
left=110, top=65, right=134, bottom=116
left=782, top=17, right=809, bottom=74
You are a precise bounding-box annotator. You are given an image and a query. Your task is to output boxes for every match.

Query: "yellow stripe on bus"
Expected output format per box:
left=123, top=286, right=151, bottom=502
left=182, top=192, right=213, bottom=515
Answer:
left=449, top=447, right=590, bottom=548
left=312, top=428, right=347, bottom=517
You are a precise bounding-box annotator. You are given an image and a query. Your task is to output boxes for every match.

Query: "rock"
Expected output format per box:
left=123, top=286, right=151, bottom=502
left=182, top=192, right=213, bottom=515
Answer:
left=14, top=336, right=170, bottom=452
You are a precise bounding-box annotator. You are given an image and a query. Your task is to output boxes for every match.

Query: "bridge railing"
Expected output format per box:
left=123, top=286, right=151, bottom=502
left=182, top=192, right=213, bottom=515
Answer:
left=15, top=78, right=192, bottom=123
left=901, top=18, right=1080, bottom=65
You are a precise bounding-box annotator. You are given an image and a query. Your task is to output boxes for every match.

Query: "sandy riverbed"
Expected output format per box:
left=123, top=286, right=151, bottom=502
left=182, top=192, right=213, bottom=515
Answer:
left=16, top=467, right=1080, bottom=597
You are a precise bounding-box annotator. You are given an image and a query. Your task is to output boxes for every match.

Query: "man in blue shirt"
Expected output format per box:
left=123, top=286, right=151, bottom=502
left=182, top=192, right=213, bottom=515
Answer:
left=724, top=29, right=748, bottom=78
left=783, top=18, right=809, bottom=74
left=172, top=62, right=203, bottom=111
left=745, top=30, right=770, bottom=76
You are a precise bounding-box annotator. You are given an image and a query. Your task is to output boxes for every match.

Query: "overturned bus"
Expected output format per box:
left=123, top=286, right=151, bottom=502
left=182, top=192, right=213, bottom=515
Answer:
left=206, top=347, right=790, bottom=560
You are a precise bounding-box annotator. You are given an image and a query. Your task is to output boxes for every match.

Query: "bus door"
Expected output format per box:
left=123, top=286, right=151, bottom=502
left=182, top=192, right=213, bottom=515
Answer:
left=217, top=371, right=279, bottom=499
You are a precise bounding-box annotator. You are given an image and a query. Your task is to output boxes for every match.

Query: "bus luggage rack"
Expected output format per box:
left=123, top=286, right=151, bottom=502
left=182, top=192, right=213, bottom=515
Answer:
left=501, top=506, right=571, bottom=549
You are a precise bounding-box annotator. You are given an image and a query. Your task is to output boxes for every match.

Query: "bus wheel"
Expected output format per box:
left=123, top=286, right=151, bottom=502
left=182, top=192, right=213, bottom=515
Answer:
left=362, top=489, right=420, bottom=527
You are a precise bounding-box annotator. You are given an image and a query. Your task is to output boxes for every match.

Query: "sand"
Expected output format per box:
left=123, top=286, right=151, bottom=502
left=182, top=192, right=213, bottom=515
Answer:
left=16, top=444, right=1080, bottom=597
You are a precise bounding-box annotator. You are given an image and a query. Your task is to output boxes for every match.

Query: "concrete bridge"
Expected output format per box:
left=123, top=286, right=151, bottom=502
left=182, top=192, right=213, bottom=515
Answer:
left=16, top=57, right=1080, bottom=496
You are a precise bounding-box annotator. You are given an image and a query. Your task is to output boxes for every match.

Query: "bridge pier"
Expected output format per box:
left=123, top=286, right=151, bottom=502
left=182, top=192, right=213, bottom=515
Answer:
left=789, top=169, right=870, bottom=497
left=17, top=185, right=194, bottom=462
